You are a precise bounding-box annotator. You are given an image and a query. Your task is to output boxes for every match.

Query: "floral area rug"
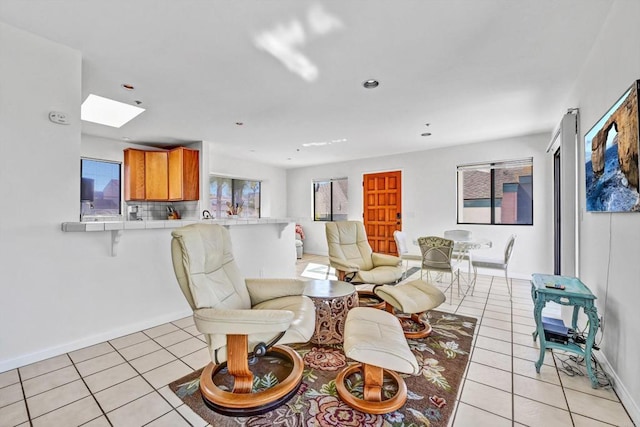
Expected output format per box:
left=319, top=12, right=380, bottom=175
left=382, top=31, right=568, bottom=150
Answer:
left=169, top=310, right=476, bottom=427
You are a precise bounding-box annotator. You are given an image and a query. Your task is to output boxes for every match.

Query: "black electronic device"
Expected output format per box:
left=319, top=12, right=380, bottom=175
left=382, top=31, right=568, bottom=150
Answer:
left=542, top=316, right=569, bottom=345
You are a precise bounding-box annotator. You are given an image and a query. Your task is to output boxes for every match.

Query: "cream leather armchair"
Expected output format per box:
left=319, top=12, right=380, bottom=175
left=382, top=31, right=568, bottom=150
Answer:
left=171, top=223, right=315, bottom=416
left=326, top=221, right=403, bottom=284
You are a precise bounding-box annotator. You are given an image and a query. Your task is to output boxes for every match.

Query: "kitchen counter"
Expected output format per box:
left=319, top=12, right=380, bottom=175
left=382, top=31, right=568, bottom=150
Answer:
left=61, top=218, right=296, bottom=256
left=61, top=217, right=294, bottom=232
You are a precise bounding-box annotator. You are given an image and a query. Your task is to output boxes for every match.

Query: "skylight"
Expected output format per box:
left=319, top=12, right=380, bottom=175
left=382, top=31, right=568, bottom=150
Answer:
left=81, top=94, right=145, bottom=128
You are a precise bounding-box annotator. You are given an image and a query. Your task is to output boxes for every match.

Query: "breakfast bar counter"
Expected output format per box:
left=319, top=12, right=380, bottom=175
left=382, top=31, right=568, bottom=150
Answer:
left=60, top=218, right=296, bottom=262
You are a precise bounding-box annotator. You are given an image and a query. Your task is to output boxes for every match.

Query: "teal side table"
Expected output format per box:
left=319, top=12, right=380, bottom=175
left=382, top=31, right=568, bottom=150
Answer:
left=530, top=274, right=600, bottom=388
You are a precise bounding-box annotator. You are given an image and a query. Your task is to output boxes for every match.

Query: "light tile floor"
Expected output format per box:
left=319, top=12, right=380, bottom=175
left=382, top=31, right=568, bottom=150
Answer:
left=0, top=255, right=635, bottom=426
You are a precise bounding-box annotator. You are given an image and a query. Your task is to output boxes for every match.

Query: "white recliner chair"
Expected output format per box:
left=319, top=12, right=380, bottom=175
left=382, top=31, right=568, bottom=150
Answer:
left=171, top=223, right=315, bottom=416
left=325, top=221, right=403, bottom=284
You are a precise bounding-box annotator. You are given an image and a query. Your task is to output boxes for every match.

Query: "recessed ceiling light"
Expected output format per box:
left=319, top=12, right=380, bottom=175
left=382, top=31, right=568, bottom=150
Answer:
left=121, top=84, right=135, bottom=90
left=363, top=79, right=379, bottom=89
left=81, top=94, right=145, bottom=128
left=421, top=132, right=432, bottom=137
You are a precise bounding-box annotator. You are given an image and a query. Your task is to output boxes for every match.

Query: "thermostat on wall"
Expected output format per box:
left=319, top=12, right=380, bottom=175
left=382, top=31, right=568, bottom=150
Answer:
left=49, top=111, right=70, bottom=125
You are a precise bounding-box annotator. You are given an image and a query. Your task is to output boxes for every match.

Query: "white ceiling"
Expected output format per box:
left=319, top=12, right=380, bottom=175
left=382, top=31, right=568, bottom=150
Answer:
left=0, top=0, right=613, bottom=168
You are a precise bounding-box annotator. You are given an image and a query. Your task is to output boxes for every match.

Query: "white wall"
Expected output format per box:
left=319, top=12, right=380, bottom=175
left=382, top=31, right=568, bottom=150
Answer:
left=0, top=25, right=294, bottom=372
left=82, top=134, right=168, bottom=161
left=0, top=22, right=194, bottom=370
left=208, top=146, right=288, bottom=218
left=287, top=132, right=553, bottom=279
left=566, top=0, right=640, bottom=420
left=0, top=24, right=189, bottom=371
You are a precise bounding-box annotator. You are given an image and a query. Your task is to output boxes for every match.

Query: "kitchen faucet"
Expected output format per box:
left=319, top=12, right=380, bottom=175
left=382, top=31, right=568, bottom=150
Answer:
left=202, top=210, right=213, bottom=219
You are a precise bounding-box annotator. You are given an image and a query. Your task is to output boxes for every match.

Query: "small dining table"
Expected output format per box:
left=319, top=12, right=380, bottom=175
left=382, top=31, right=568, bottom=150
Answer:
left=453, top=238, right=492, bottom=283
left=413, top=237, right=492, bottom=284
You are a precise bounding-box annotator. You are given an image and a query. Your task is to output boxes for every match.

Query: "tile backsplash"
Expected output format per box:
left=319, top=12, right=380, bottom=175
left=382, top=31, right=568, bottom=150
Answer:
left=125, top=201, right=198, bottom=221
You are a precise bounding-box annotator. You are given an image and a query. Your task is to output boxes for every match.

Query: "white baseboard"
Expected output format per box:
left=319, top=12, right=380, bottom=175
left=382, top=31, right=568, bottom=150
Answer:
left=594, top=351, right=639, bottom=425
left=0, top=309, right=192, bottom=373
left=302, top=250, right=328, bottom=257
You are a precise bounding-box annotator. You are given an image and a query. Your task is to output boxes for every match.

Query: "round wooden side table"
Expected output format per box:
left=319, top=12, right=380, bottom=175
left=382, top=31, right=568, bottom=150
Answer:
left=303, top=279, right=358, bottom=345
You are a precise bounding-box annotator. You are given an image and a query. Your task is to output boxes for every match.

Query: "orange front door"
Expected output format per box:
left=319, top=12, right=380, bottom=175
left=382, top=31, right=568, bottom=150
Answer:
left=363, top=171, right=402, bottom=255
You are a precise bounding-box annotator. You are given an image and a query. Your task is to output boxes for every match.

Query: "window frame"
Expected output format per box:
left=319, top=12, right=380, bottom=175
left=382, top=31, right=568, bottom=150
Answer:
left=456, top=157, right=533, bottom=226
left=208, top=175, right=262, bottom=218
left=313, top=177, right=348, bottom=221
left=80, top=157, right=122, bottom=220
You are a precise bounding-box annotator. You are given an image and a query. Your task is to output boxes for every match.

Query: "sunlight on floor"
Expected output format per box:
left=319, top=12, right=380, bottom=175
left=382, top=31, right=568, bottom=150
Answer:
left=300, top=262, right=337, bottom=280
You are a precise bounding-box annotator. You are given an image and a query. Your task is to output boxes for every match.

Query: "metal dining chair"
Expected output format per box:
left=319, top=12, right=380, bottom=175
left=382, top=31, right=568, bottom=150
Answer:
left=393, top=230, right=422, bottom=279
left=418, top=236, right=461, bottom=303
left=470, top=234, right=517, bottom=298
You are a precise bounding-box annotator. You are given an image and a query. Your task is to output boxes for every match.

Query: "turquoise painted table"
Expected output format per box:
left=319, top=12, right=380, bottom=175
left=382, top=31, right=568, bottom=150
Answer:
left=530, top=274, right=600, bottom=388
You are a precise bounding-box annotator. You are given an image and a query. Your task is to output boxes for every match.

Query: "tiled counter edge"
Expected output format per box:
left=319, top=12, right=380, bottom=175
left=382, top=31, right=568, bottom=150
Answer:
left=61, top=218, right=294, bottom=232
left=61, top=219, right=295, bottom=256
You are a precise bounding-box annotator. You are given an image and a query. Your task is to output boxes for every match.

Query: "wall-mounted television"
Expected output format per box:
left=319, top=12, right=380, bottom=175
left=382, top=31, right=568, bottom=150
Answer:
left=584, top=80, right=639, bottom=212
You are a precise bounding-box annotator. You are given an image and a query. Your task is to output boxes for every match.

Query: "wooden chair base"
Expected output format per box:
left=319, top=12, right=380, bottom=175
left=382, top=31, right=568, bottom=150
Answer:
left=336, top=363, right=408, bottom=415
left=397, top=313, right=433, bottom=339
left=357, top=290, right=386, bottom=310
left=200, top=345, right=303, bottom=417
left=383, top=304, right=433, bottom=339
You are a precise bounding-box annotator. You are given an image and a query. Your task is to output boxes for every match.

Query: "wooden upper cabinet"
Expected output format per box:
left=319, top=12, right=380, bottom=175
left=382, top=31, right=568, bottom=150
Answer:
left=124, top=147, right=199, bottom=201
left=124, top=149, right=146, bottom=201
left=144, top=151, right=169, bottom=200
left=168, top=147, right=199, bottom=201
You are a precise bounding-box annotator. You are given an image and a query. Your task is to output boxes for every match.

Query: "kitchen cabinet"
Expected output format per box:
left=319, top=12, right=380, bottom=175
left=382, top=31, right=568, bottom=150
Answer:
left=124, top=147, right=199, bottom=201
left=124, top=149, right=145, bottom=201
left=144, top=151, right=169, bottom=200
left=169, top=147, right=199, bottom=201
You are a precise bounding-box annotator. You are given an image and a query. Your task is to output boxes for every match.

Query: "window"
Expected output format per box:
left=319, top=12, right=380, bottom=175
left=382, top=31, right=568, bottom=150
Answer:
left=457, top=158, right=533, bottom=225
left=209, top=176, right=261, bottom=218
left=80, top=158, right=121, bottom=219
left=313, top=178, right=348, bottom=221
